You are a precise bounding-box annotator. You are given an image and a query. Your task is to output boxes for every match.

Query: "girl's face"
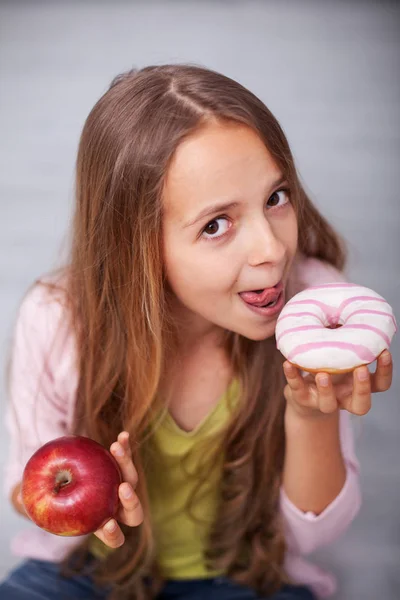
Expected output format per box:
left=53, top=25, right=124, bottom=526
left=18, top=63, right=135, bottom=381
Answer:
left=162, top=121, right=298, bottom=345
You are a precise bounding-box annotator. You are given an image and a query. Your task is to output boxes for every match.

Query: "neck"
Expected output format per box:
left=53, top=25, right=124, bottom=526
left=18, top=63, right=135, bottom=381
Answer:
left=166, top=295, right=228, bottom=355
left=175, top=328, right=228, bottom=356
left=160, top=330, right=233, bottom=406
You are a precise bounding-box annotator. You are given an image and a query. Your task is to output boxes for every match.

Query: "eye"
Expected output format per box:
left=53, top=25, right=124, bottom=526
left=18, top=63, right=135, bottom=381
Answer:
left=201, top=216, right=230, bottom=240
left=267, top=188, right=290, bottom=208
left=200, top=188, right=290, bottom=241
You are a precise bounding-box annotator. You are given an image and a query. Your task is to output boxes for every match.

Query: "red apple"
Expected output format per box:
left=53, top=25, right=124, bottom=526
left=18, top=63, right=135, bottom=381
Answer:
left=21, top=435, right=122, bottom=536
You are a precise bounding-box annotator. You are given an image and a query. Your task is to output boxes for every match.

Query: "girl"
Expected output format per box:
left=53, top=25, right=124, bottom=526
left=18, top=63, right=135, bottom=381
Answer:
left=1, top=64, right=393, bottom=600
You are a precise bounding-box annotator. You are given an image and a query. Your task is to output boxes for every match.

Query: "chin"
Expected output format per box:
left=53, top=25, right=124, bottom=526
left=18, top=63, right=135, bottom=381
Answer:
left=246, top=330, right=276, bottom=342
left=237, top=322, right=277, bottom=342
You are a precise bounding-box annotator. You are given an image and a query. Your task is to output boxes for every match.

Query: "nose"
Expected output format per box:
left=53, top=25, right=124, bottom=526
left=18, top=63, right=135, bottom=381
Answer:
left=246, top=218, right=286, bottom=267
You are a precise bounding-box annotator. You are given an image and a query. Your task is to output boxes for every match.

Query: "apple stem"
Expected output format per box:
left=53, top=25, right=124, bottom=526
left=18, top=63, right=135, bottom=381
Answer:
left=53, top=470, right=73, bottom=494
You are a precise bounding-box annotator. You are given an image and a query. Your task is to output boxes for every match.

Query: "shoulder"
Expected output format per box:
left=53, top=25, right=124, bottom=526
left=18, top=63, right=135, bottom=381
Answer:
left=289, top=254, right=347, bottom=296
left=18, top=269, right=70, bottom=317
left=9, top=270, right=78, bottom=411
left=14, top=270, right=73, bottom=351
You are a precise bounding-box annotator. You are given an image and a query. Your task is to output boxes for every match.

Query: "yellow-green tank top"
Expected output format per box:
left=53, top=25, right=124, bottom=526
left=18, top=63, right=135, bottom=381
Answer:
left=89, top=377, right=240, bottom=579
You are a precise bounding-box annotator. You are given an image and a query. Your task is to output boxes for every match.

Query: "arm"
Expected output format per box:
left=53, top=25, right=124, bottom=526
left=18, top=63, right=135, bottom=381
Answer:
left=3, top=283, right=73, bottom=506
left=4, top=286, right=144, bottom=547
left=279, top=352, right=391, bottom=556
left=283, top=406, right=346, bottom=516
left=280, top=408, right=362, bottom=555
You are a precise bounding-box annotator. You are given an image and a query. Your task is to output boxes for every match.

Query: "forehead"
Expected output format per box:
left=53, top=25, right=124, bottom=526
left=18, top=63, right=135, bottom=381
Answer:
left=162, top=122, right=281, bottom=222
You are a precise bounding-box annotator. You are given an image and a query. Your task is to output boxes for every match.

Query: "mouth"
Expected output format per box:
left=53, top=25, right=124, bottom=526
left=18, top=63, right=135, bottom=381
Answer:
left=238, top=281, right=284, bottom=308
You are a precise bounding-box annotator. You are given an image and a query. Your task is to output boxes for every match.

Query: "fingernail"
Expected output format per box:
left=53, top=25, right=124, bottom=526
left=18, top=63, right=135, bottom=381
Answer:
left=115, top=445, right=124, bottom=457
left=381, top=352, right=391, bottom=366
left=357, top=368, right=369, bottom=381
left=122, top=485, right=132, bottom=499
left=318, top=375, right=329, bottom=387
left=105, top=520, right=117, bottom=533
left=284, top=363, right=295, bottom=376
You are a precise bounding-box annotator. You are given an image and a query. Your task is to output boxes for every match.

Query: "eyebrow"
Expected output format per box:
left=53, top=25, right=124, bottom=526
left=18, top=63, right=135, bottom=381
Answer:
left=183, top=174, right=288, bottom=228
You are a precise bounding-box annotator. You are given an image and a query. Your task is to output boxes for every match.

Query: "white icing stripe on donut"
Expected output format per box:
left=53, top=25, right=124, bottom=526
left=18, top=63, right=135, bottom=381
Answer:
left=287, top=341, right=376, bottom=362
left=275, top=283, right=396, bottom=371
left=279, top=307, right=397, bottom=330
left=286, top=297, right=387, bottom=328
left=340, top=296, right=387, bottom=309
left=275, top=325, right=322, bottom=344
left=276, top=323, right=391, bottom=346
left=345, top=309, right=397, bottom=330
left=289, top=296, right=387, bottom=311
left=277, top=311, right=321, bottom=322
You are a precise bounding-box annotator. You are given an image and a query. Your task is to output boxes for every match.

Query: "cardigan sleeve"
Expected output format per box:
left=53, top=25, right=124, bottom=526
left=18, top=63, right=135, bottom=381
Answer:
left=3, top=282, right=76, bottom=499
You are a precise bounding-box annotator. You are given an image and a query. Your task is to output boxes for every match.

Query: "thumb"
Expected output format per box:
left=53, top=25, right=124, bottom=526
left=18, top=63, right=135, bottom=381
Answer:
left=17, top=490, right=27, bottom=515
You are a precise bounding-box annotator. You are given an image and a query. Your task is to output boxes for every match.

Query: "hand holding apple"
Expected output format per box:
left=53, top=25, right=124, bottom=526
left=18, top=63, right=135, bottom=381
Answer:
left=21, top=431, right=143, bottom=545
left=94, top=431, right=144, bottom=548
left=21, top=435, right=122, bottom=536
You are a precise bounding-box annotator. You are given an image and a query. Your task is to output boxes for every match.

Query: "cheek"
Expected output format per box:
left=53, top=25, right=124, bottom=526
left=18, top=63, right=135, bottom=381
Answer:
left=281, top=209, right=298, bottom=256
left=290, top=225, right=298, bottom=256
left=177, top=254, right=233, bottom=293
left=164, top=238, right=235, bottom=301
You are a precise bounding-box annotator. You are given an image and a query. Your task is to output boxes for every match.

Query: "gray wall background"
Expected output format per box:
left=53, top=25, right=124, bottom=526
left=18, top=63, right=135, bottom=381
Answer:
left=0, top=1, right=399, bottom=599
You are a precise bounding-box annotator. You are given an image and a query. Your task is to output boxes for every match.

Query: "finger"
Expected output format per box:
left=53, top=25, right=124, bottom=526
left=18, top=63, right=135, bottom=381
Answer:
left=117, top=483, right=144, bottom=527
left=315, top=373, right=338, bottom=414
left=342, top=366, right=372, bottom=416
left=330, top=372, right=350, bottom=386
left=371, top=350, right=393, bottom=393
left=110, top=432, right=138, bottom=489
left=16, top=490, right=27, bottom=516
left=94, top=519, right=125, bottom=548
left=118, top=431, right=132, bottom=455
left=283, top=362, right=310, bottom=405
left=334, top=379, right=354, bottom=401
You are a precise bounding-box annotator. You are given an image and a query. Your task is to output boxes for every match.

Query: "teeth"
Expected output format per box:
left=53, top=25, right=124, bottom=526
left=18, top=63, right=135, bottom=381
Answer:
left=262, top=296, right=279, bottom=308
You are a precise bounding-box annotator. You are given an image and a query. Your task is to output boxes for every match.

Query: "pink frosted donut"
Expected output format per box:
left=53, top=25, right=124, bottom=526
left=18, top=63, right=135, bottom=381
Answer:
left=275, top=282, right=397, bottom=373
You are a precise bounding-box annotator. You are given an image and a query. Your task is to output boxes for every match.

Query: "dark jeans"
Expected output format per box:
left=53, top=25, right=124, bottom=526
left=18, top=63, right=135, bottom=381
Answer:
left=0, top=558, right=316, bottom=599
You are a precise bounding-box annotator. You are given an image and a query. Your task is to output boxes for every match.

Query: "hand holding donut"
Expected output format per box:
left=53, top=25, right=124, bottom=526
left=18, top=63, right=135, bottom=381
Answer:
left=94, top=432, right=143, bottom=548
left=276, top=282, right=396, bottom=418
left=283, top=351, right=392, bottom=418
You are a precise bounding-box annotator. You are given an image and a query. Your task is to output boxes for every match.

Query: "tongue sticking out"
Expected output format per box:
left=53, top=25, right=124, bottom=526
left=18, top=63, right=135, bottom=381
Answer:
left=239, top=287, right=280, bottom=307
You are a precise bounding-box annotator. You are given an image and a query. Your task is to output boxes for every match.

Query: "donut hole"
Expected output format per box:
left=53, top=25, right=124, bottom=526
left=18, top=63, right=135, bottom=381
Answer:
left=321, top=312, right=345, bottom=329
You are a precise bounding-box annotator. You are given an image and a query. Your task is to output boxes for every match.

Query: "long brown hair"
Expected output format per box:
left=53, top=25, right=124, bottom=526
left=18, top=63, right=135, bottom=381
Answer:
left=18, top=64, right=346, bottom=599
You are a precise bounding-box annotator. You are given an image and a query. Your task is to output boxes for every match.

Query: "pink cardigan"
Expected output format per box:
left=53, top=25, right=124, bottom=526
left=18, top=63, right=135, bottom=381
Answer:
left=3, top=257, right=362, bottom=598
